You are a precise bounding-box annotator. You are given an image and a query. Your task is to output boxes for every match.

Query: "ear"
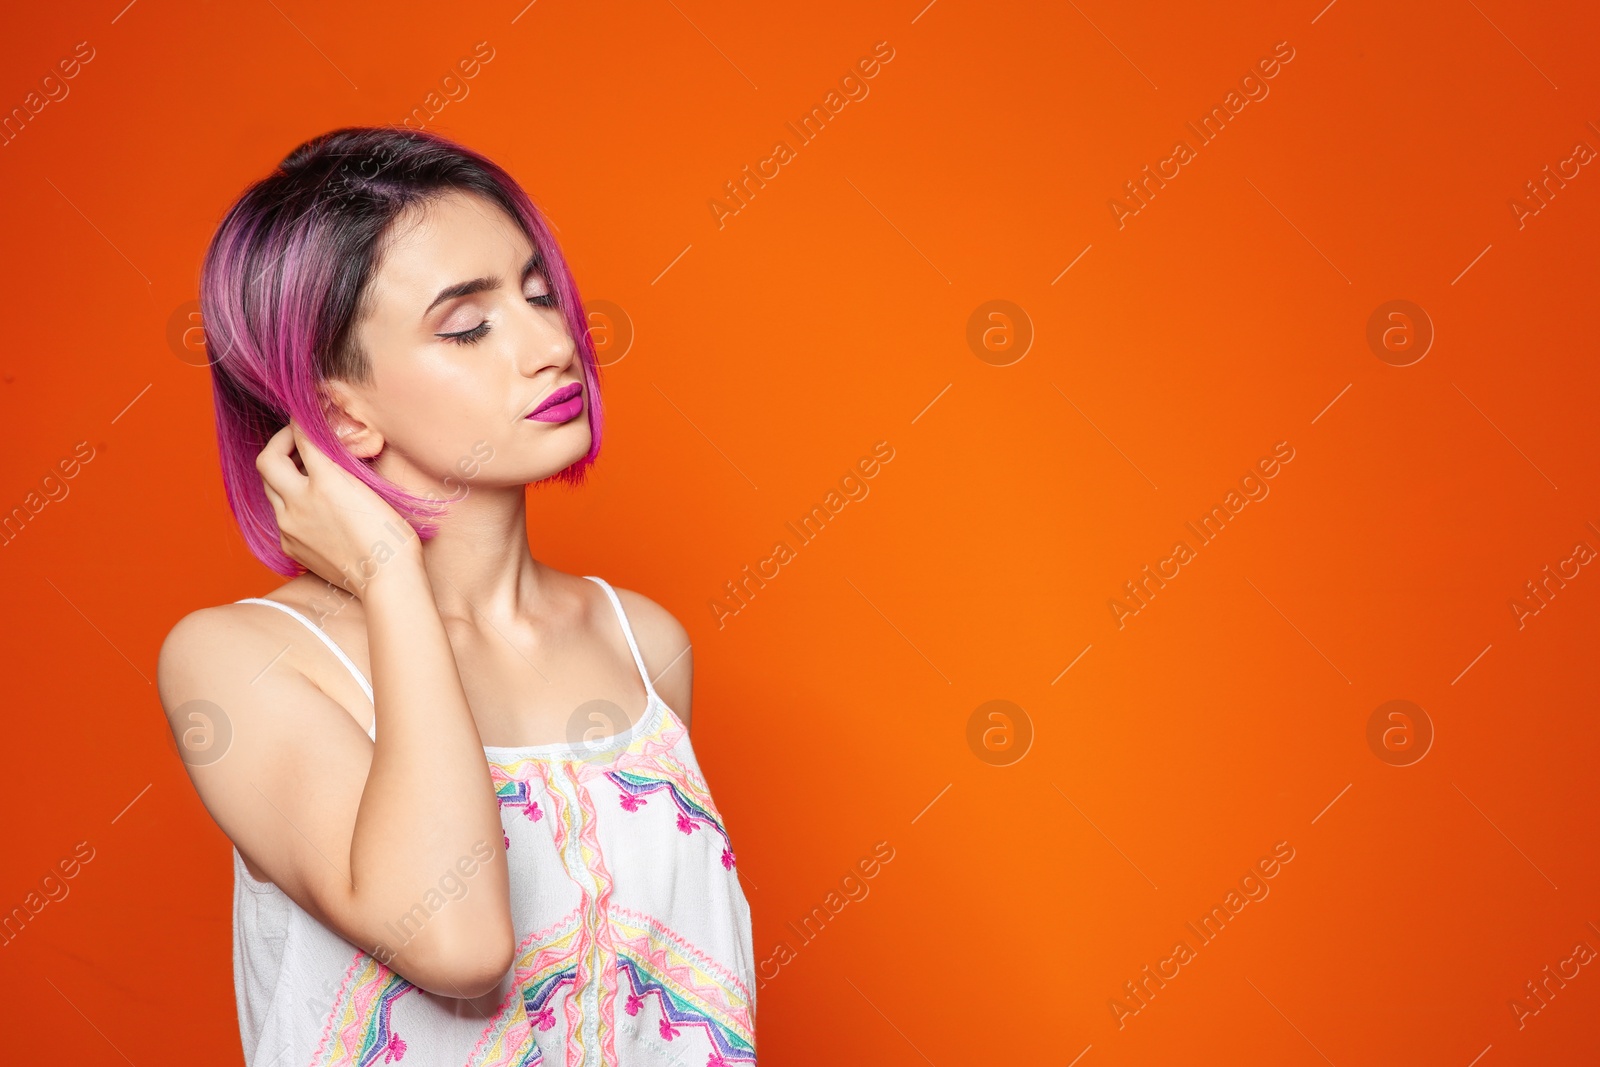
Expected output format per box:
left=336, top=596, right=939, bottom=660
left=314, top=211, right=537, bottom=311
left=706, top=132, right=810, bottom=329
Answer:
left=320, top=379, right=385, bottom=460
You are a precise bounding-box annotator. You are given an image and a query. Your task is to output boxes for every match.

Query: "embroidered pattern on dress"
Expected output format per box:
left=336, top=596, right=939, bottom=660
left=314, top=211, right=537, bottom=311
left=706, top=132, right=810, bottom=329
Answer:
left=605, top=761, right=737, bottom=870
left=309, top=954, right=416, bottom=1067
left=493, top=763, right=546, bottom=846
left=611, top=909, right=755, bottom=1064
left=466, top=908, right=585, bottom=1067
left=466, top=707, right=751, bottom=1066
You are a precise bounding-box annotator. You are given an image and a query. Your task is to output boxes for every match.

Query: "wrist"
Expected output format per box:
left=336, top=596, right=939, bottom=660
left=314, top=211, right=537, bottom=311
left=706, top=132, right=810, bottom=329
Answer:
left=348, top=538, right=427, bottom=601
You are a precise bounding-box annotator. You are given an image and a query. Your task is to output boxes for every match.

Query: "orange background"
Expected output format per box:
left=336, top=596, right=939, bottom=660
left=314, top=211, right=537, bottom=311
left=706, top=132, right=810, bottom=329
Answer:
left=2, top=0, right=1598, bottom=1063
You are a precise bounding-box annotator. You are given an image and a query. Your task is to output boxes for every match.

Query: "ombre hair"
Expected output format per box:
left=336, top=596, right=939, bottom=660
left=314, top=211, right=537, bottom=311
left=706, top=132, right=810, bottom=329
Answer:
left=199, top=125, right=603, bottom=577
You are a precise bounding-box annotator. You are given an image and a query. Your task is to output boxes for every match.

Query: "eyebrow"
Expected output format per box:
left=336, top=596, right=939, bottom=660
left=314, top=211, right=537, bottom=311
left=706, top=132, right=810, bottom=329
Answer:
left=423, top=252, right=544, bottom=318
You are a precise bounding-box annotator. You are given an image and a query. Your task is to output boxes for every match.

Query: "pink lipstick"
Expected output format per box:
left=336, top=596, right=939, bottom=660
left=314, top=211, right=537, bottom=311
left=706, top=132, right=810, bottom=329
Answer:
left=526, top=382, right=583, bottom=423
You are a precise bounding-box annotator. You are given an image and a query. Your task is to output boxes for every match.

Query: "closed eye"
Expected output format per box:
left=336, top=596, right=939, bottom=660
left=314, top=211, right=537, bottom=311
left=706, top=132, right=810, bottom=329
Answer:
left=438, top=285, right=560, bottom=346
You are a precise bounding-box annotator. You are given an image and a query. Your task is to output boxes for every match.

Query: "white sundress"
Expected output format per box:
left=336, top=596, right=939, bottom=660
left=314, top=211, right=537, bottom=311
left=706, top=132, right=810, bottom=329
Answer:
left=229, top=575, right=757, bottom=1066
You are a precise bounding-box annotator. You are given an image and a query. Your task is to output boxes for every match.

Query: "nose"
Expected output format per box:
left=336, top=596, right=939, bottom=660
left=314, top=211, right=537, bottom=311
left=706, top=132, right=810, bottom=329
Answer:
left=515, top=299, right=577, bottom=379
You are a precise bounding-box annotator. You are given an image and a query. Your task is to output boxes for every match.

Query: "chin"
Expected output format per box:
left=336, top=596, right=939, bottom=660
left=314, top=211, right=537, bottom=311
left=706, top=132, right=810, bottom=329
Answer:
left=527, top=443, right=595, bottom=486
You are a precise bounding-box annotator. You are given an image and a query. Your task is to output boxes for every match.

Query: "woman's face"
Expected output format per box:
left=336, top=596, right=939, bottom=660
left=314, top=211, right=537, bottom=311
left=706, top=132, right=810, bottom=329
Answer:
left=332, top=188, right=591, bottom=497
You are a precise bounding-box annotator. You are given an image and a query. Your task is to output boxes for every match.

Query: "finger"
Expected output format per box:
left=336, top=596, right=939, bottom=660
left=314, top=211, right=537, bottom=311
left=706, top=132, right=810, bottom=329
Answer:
left=288, top=419, right=338, bottom=476
left=260, top=474, right=286, bottom=516
left=256, top=424, right=307, bottom=499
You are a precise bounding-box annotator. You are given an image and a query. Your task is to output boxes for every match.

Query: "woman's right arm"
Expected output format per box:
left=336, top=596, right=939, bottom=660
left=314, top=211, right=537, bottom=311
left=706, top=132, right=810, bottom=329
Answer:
left=156, top=425, right=514, bottom=999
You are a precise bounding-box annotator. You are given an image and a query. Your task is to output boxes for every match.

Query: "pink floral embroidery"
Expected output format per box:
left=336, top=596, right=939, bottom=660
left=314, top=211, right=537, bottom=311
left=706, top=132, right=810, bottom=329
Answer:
left=625, top=993, right=644, bottom=1016
left=531, top=1006, right=556, bottom=1031
left=708, top=1055, right=731, bottom=1067
left=620, top=793, right=646, bottom=812
left=721, top=848, right=736, bottom=870
left=659, top=1017, right=680, bottom=1040
left=676, top=812, right=694, bottom=834
left=380, top=1032, right=407, bottom=1062
left=503, top=832, right=511, bottom=850
left=523, top=799, right=543, bottom=822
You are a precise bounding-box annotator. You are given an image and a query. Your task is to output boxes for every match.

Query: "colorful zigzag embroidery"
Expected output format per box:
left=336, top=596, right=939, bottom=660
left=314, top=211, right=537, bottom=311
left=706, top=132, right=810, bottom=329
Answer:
left=613, top=910, right=755, bottom=1064
left=466, top=908, right=584, bottom=1067
left=607, top=766, right=737, bottom=870
left=491, top=764, right=546, bottom=843
left=309, top=955, right=415, bottom=1066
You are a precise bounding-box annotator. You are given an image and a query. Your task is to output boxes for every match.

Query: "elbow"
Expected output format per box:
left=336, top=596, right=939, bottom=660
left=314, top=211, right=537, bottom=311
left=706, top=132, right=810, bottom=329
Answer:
left=400, top=925, right=516, bottom=1000
left=438, top=951, right=514, bottom=1001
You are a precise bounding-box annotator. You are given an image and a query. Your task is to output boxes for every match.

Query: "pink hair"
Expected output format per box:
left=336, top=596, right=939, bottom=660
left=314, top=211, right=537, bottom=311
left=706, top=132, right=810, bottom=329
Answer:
left=199, top=126, right=603, bottom=576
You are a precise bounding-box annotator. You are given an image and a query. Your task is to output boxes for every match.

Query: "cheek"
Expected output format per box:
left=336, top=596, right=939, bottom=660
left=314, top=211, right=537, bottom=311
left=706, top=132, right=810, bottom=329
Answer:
left=375, top=358, right=508, bottom=461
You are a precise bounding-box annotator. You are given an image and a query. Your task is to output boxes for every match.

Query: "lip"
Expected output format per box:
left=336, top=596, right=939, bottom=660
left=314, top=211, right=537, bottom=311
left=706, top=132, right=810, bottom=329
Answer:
left=526, top=382, right=584, bottom=423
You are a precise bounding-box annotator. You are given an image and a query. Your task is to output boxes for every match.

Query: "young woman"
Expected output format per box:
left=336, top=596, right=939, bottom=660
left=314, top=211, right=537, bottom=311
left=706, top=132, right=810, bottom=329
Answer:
left=157, top=126, right=756, bottom=1066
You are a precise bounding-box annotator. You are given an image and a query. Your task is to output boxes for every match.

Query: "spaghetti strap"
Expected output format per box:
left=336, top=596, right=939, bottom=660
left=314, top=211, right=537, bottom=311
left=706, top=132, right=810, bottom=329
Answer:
left=583, top=576, right=660, bottom=703
left=234, top=597, right=376, bottom=740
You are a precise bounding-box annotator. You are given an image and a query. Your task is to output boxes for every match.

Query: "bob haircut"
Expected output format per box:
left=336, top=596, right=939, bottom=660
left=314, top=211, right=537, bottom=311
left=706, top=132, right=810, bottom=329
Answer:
left=199, top=125, right=603, bottom=577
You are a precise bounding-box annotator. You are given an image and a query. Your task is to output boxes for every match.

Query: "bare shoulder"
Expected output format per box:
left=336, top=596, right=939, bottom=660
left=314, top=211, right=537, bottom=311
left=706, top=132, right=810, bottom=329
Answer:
left=157, top=600, right=281, bottom=708
left=155, top=589, right=369, bottom=749
left=610, top=585, right=694, bottom=726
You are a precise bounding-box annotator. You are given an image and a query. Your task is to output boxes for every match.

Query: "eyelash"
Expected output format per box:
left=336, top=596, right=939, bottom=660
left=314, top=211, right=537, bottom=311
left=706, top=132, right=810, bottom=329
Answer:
left=440, top=291, right=559, bottom=346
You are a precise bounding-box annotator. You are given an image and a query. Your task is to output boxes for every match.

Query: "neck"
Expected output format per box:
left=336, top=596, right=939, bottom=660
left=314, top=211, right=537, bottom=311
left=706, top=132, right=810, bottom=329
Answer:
left=411, top=482, right=550, bottom=626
